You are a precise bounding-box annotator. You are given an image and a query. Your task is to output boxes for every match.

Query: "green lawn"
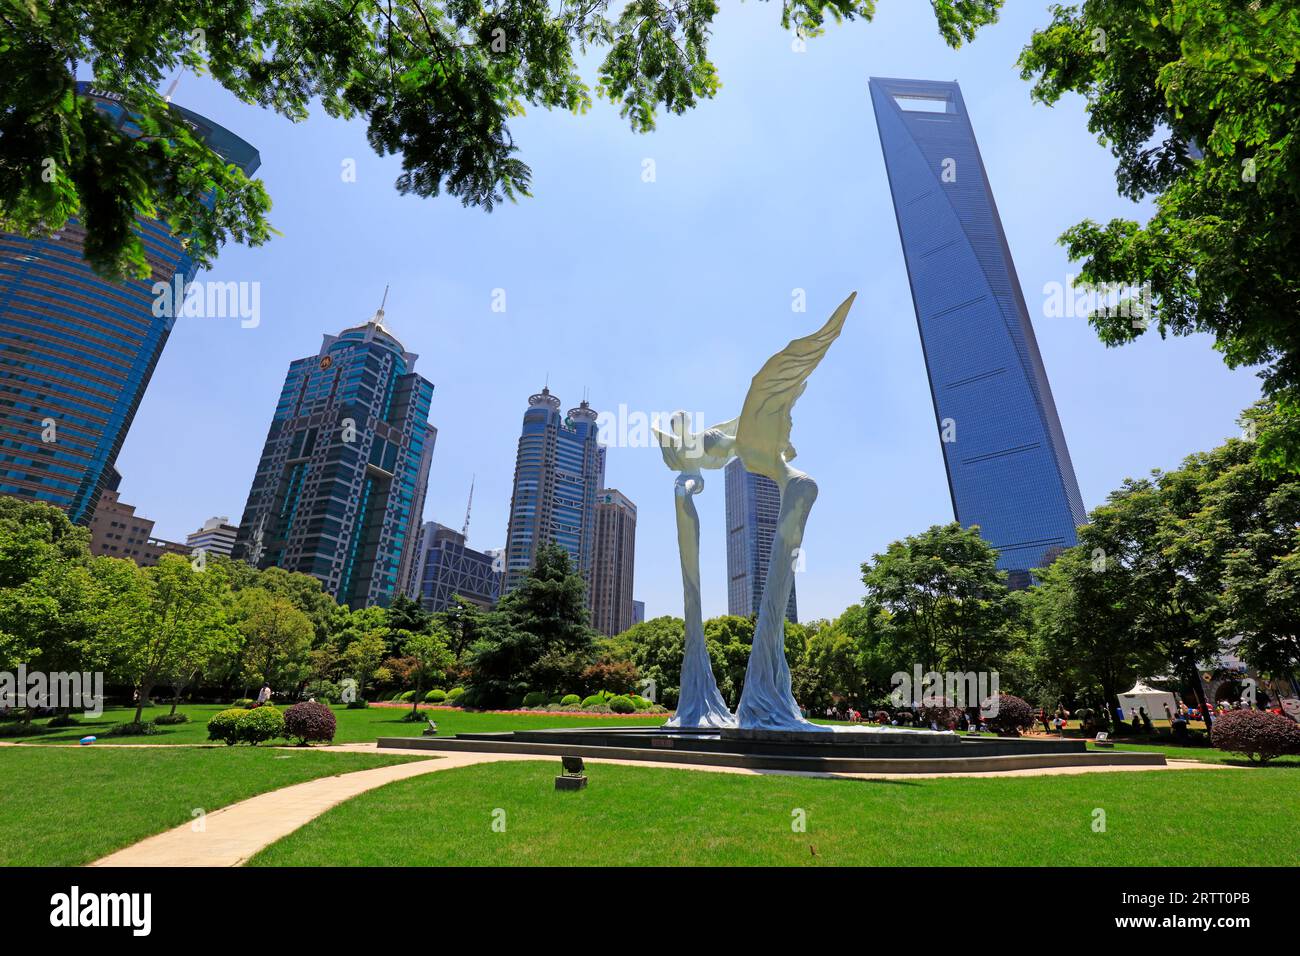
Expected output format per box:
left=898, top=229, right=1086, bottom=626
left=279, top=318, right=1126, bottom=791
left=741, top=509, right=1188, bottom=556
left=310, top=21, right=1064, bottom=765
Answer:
left=249, top=759, right=1300, bottom=867
left=2, top=702, right=667, bottom=745
left=0, top=746, right=427, bottom=866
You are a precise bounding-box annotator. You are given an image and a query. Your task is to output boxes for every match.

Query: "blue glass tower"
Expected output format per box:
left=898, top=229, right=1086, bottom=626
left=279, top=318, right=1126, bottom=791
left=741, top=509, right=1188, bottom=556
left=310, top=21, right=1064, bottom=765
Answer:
left=0, top=84, right=260, bottom=522
left=233, top=310, right=436, bottom=608
left=870, top=77, right=1086, bottom=583
left=502, top=387, right=600, bottom=596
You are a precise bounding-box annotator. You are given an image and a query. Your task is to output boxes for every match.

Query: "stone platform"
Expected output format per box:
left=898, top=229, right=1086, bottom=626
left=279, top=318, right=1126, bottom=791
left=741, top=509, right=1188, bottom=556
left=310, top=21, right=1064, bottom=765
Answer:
left=377, top=725, right=1167, bottom=774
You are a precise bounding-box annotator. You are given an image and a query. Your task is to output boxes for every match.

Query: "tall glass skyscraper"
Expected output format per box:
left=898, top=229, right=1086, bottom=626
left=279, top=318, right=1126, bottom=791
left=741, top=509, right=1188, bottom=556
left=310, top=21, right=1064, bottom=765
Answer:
left=502, top=387, right=601, bottom=595
left=232, top=311, right=436, bottom=608
left=0, top=83, right=260, bottom=523
left=725, top=459, right=798, bottom=623
left=870, top=77, right=1087, bottom=584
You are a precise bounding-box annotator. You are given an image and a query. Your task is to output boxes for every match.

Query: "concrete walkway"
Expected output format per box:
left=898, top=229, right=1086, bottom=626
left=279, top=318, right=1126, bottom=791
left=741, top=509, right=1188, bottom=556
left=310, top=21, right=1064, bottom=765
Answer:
left=88, top=747, right=1232, bottom=867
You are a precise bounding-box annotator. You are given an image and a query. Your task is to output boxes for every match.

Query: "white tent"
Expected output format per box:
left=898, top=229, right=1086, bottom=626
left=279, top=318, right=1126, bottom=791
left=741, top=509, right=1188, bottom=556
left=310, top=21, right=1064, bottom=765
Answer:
left=1118, top=681, right=1178, bottom=720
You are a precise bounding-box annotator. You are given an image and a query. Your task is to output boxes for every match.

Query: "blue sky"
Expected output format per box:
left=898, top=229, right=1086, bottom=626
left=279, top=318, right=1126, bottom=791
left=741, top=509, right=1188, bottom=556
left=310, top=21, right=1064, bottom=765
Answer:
left=114, top=1, right=1263, bottom=621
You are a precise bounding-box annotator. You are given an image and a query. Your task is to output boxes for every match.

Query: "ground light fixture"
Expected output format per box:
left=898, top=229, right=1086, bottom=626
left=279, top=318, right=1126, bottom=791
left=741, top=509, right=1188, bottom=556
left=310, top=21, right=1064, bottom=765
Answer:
left=555, top=755, right=588, bottom=791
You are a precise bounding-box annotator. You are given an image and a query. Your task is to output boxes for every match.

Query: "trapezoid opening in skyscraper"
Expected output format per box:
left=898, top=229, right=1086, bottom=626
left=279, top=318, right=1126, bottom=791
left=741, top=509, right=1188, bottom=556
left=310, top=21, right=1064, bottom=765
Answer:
left=869, top=77, right=1087, bottom=587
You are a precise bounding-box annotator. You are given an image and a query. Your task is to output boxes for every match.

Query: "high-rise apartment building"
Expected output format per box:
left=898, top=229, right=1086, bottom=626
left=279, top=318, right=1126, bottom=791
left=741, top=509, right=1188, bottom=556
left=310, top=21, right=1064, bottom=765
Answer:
left=0, top=83, right=260, bottom=523
left=186, top=516, right=240, bottom=558
left=501, top=387, right=601, bottom=595
left=725, top=458, right=798, bottom=622
left=233, top=311, right=435, bottom=607
left=590, top=488, right=636, bottom=637
left=870, top=77, right=1087, bottom=585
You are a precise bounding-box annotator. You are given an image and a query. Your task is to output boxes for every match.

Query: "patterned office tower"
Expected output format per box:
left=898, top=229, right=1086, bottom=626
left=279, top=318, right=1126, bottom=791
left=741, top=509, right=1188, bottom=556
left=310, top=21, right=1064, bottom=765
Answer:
left=406, top=521, right=501, bottom=612
left=725, top=458, right=798, bottom=623
left=591, top=488, right=637, bottom=637
left=0, top=83, right=260, bottom=523
left=502, top=387, right=601, bottom=596
left=870, top=77, right=1087, bottom=585
left=233, top=312, right=435, bottom=607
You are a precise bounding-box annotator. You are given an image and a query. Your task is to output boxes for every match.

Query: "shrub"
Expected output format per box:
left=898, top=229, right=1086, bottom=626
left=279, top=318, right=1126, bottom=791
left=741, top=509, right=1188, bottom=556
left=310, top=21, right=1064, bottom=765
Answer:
left=630, top=695, right=652, bottom=711
left=447, top=687, right=465, bottom=701
left=982, top=694, right=1034, bottom=737
left=0, top=722, right=47, bottom=738
left=607, top=695, right=636, bottom=714
left=560, top=694, right=581, bottom=707
left=231, top=698, right=255, bottom=709
left=398, top=690, right=417, bottom=702
left=584, top=703, right=611, bottom=713
left=522, top=691, right=549, bottom=707
left=47, top=714, right=81, bottom=728
left=873, top=710, right=891, bottom=724
left=283, top=701, right=336, bottom=745
left=425, top=689, right=447, bottom=703
left=207, top=708, right=248, bottom=745
left=346, top=700, right=369, bottom=709
left=1211, top=709, right=1300, bottom=764
left=106, top=721, right=158, bottom=737
left=305, top=679, right=341, bottom=704
left=548, top=694, right=563, bottom=705
left=153, top=713, right=191, bottom=726
left=580, top=694, right=605, bottom=708
left=236, top=706, right=284, bottom=745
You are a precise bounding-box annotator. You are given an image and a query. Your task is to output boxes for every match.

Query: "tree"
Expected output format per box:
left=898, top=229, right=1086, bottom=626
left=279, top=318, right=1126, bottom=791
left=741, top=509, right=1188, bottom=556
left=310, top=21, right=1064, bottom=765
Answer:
left=342, top=629, right=388, bottom=702
left=401, top=626, right=454, bottom=718
left=620, top=616, right=686, bottom=707
left=466, top=543, right=595, bottom=704
left=861, top=523, right=1013, bottom=682
left=1018, top=1, right=1300, bottom=470
left=98, top=554, right=235, bottom=725
left=435, top=596, right=489, bottom=666
left=1, top=1, right=1002, bottom=280
left=236, top=587, right=315, bottom=692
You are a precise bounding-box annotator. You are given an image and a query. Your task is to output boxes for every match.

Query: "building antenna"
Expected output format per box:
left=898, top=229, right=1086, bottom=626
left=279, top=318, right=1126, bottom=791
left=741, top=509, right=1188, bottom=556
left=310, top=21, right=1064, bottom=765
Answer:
left=163, top=70, right=183, bottom=104
left=373, top=284, right=389, bottom=325
left=461, top=475, right=475, bottom=541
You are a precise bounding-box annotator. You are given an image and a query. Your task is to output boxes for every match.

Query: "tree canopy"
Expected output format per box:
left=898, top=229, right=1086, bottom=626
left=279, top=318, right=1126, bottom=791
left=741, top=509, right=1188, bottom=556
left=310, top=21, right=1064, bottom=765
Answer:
left=1, top=0, right=1002, bottom=279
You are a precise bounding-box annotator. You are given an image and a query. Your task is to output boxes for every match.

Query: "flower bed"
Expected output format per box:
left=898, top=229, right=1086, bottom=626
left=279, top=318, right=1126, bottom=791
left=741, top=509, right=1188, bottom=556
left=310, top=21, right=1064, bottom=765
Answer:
left=366, top=700, right=669, bottom=719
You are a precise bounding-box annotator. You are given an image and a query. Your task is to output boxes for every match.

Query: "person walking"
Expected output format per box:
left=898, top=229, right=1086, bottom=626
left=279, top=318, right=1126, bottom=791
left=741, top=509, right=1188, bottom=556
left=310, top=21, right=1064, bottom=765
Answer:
left=257, top=683, right=272, bottom=706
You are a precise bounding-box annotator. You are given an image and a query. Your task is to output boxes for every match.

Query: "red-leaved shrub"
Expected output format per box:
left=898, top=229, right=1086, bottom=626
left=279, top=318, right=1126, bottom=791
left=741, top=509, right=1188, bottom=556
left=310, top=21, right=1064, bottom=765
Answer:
left=283, top=701, right=337, bottom=746
left=1210, top=709, right=1300, bottom=764
left=982, top=694, right=1034, bottom=737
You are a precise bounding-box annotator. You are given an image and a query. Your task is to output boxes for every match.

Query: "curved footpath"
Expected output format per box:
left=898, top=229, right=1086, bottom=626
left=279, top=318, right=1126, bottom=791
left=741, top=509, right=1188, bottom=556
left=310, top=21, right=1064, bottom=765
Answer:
left=85, top=746, right=1232, bottom=867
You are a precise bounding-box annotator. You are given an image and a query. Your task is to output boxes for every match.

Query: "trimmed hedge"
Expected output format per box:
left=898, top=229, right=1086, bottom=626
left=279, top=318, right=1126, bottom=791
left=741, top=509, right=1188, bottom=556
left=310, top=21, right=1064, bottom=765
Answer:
left=580, top=694, right=605, bottom=707
left=153, top=713, right=191, bottom=726
left=607, top=695, right=635, bottom=714
left=447, top=688, right=465, bottom=702
left=560, top=694, right=581, bottom=707
left=207, top=708, right=248, bottom=746
left=522, top=691, right=549, bottom=707
left=231, top=698, right=255, bottom=709
left=1211, top=709, right=1300, bottom=764
left=425, top=689, right=447, bottom=703
left=236, top=706, right=284, bottom=745
left=284, top=701, right=337, bottom=745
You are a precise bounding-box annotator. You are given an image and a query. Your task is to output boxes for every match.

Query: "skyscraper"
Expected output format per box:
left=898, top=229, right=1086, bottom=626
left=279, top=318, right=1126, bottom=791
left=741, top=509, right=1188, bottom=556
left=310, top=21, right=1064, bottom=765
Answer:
left=725, top=458, right=798, bottom=623
left=0, top=83, right=260, bottom=523
left=502, top=387, right=601, bottom=595
left=870, top=77, right=1087, bottom=585
left=406, top=521, right=501, bottom=613
left=232, top=308, right=435, bottom=607
left=591, top=488, right=637, bottom=637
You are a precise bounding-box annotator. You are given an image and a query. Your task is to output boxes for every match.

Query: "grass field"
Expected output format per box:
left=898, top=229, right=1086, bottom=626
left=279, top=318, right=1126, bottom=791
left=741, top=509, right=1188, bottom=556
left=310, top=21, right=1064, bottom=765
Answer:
left=0, top=702, right=668, bottom=745
left=0, top=746, right=428, bottom=866
left=249, top=759, right=1300, bottom=867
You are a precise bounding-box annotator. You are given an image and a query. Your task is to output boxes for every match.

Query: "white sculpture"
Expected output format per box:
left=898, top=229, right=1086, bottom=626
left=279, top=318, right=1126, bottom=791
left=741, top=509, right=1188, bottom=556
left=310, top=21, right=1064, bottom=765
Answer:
left=655, top=293, right=856, bottom=731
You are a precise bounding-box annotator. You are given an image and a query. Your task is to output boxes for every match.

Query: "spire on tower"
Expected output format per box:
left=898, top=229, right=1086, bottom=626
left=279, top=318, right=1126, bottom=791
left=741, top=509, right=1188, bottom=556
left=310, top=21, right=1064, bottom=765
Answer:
left=461, top=475, right=475, bottom=541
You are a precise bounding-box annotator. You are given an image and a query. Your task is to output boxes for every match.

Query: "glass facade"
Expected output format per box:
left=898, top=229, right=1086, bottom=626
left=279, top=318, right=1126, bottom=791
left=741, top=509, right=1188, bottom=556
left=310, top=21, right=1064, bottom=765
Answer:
left=725, top=458, right=798, bottom=623
left=870, top=77, right=1087, bottom=583
left=0, top=84, right=260, bottom=522
left=406, top=521, right=501, bottom=612
left=502, top=387, right=601, bottom=596
left=233, top=316, right=436, bottom=608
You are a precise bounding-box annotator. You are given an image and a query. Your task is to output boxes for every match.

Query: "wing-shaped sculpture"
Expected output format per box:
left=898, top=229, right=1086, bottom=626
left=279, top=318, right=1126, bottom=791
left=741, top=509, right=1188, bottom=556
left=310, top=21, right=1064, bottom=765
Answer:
left=652, top=411, right=738, bottom=473
left=734, top=292, right=856, bottom=480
